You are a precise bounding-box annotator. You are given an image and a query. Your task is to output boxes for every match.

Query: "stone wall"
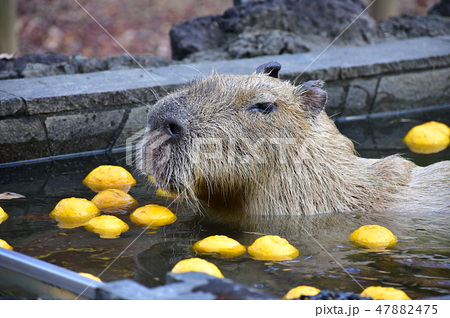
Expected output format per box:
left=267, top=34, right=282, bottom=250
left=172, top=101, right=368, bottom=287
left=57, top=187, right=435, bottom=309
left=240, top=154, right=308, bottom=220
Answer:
left=0, top=36, right=449, bottom=164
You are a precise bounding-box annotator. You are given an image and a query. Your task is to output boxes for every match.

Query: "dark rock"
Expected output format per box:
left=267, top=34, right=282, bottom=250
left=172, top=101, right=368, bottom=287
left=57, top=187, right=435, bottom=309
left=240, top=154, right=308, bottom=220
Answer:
left=170, top=15, right=225, bottom=61
left=299, top=289, right=371, bottom=300
left=170, top=0, right=450, bottom=62
left=21, top=62, right=72, bottom=78
left=167, top=272, right=276, bottom=300
left=0, top=58, right=19, bottom=80
left=219, top=0, right=375, bottom=42
left=429, top=0, right=450, bottom=17
left=14, top=53, right=70, bottom=70
left=96, top=272, right=276, bottom=300
left=227, top=30, right=310, bottom=59
left=0, top=53, right=71, bottom=79
left=0, top=53, right=170, bottom=80
left=75, top=54, right=169, bottom=73
left=170, top=0, right=377, bottom=61
left=377, top=14, right=450, bottom=40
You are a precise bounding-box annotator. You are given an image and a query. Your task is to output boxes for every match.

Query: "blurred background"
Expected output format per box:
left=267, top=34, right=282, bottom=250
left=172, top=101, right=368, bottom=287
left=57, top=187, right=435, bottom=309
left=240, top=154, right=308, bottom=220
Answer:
left=0, top=0, right=442, bottom=60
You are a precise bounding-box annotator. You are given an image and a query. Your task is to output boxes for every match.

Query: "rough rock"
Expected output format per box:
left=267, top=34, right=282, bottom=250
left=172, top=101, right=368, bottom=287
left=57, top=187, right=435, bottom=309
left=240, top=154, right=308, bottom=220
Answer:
left=0, top=53, right=69, bottom=80
left=96, top=272, right=276, bottom=300
left=171, top=0, right=377, bottom=61
left=429, top=0, right=450, bottom=17
left=170, top=15, right=224, bottom=61
left=170, top=0, right=450, bottom=62
left=0, top=53, right=169, bottom=80
left=377, top=14, right=450, bottom=41
left=227, top=30, right=311, bottom=59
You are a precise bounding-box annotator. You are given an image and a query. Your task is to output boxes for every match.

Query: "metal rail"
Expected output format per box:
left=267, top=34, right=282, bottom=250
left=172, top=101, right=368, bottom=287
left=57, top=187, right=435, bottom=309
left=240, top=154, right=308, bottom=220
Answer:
left=0, top=248, right=102, bottom=299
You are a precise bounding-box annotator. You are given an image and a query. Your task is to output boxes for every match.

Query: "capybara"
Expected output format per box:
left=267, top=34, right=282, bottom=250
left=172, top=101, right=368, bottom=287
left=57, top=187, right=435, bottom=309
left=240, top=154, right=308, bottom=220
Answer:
left=142, top=62, right=450, bottom=220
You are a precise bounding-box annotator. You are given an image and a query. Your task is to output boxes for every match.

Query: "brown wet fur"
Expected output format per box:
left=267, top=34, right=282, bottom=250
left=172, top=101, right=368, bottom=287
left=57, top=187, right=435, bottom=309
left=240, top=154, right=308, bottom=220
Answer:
left=142, top=69, right=450, bottom=221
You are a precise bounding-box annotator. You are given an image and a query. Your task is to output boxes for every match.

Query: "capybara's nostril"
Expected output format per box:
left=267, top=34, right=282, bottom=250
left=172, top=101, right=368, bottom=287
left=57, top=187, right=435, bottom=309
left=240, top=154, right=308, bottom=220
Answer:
left=164, top=120, right=185, bottom=138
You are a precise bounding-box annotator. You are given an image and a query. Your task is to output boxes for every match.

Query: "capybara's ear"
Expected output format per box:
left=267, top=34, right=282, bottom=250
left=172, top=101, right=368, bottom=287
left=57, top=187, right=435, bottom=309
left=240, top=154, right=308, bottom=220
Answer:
left=255, top=62, right=281, bottom=78
left=295, top=80, right=327, bottom=116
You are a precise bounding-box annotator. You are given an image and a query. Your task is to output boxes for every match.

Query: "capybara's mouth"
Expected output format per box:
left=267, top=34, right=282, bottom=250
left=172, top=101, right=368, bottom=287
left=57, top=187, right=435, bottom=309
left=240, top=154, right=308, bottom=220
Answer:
left=141, top=130, right=169, bottom=170
left=141, top=129, right=195, bottom=196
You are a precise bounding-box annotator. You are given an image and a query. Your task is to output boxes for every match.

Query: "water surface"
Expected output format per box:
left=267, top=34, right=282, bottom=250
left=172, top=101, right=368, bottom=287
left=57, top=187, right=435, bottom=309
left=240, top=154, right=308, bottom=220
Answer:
left=0, top=150, right=449, bottom=299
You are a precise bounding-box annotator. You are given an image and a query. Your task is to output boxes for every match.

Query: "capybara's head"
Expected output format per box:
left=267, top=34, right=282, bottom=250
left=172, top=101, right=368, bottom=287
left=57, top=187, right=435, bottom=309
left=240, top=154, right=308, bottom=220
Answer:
left=142, top=62, right=356, bottom=216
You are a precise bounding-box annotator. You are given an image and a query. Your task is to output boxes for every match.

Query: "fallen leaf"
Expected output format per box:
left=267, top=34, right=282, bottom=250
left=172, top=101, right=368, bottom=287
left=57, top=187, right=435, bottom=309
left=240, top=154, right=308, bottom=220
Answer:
left=0, top=53, right=14, bottom=60
left=0, top=192, right=26, bottom=200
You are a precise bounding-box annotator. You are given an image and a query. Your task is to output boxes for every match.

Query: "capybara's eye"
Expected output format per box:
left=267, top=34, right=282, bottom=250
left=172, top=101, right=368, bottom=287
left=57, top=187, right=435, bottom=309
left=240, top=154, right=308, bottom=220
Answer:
left=247, top=102, right=277, bottom=114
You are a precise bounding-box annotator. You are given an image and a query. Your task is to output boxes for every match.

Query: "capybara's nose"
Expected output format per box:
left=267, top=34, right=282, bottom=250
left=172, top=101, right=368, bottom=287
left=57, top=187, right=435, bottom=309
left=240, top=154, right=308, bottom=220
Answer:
left=163, top=119, right=185, bottom=139
left=148, top=111, right=185, bottom=140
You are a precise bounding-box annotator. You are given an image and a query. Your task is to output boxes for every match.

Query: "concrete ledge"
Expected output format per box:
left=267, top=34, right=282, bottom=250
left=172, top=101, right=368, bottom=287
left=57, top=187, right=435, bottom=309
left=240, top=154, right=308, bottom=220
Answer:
left=1, top=36, right=449, bottom=163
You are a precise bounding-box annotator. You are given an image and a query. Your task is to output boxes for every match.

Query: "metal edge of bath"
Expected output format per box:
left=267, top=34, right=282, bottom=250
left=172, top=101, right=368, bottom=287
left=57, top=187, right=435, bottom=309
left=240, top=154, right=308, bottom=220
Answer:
left=0, top=247, right=102, bottom=300
left=0, top=247, right=276, bottom=300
